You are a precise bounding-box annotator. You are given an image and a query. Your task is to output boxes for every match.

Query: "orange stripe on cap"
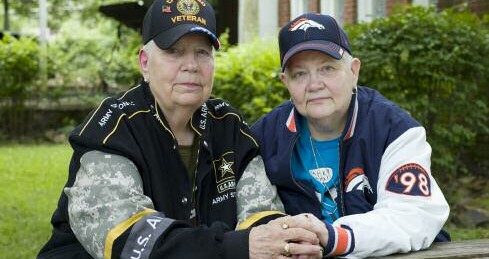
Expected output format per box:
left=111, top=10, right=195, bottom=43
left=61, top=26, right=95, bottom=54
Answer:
left=286, top=108, right=296, bottom=132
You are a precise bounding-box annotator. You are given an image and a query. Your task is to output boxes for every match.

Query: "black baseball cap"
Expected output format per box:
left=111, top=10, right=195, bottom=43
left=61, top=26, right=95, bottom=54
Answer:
left=279, top=13, right=351, bottom=71
left=142, top=0, right=220, bottom=50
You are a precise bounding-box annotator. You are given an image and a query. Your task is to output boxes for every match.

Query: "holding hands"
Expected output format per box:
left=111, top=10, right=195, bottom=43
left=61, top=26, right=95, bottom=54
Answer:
left=249, top=213, right=330, bottom=259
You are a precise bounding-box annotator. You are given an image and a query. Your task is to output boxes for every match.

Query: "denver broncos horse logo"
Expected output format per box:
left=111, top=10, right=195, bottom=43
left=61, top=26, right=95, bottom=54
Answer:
left=289, top=18, right=325, bottom=32
left=345, top=168, right=373, bottom=193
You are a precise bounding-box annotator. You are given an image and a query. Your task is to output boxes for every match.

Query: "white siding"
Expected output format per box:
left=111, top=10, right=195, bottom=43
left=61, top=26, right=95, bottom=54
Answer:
left=357, top=0, right=386, bottom=22
left=238, top=0, right=279, bottom=43
left=320, top=0, right=345, bottom=26
left=290, top=0, right=309, bottom=20
left=412, top=0, right=432, bottom=7
left=258, top=0, right=278, bottom=38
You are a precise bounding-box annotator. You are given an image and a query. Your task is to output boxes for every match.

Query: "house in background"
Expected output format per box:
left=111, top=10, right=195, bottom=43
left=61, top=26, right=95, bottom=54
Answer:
left=240, top=0, right=489, bottom=43
left=99, top=0, right=489, bottom=44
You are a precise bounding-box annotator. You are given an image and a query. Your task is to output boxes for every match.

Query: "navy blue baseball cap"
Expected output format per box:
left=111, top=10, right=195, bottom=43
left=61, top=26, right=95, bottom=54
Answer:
left=279, top=13, right=351, bottom=71
left=142, top=0, right=220, bottom=50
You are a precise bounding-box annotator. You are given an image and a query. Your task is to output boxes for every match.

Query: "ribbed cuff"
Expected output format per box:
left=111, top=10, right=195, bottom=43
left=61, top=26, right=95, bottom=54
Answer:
left=323, top=224, right=354, bottom=257
left=222, top=229, right=251, bottom=259
left=236, top=211, right=286, bottom=230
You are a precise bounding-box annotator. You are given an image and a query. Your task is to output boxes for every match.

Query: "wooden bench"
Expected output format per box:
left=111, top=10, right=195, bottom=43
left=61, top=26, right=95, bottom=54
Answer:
left=377, top=239, right=489, bottom=258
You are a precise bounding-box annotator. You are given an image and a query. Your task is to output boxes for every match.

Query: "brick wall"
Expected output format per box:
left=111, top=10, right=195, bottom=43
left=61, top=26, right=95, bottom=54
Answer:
left=438, top=0, right=489, bottom=17
left=276, top=0, right=489, bottom=29
left=278, top=0, right=291, bottom=27
left=278, top=0, right=321, bottom=27
left=308, top=0, right=321, bottom=13
left=344, top=0, right=358, bottom=24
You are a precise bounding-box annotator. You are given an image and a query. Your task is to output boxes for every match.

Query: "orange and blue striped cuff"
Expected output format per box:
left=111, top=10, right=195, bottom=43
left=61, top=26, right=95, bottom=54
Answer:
left=323, top=224, right=355, bottom=257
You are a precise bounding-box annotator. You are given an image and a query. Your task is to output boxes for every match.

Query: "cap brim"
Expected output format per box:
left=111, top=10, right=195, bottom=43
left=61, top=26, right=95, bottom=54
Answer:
left=153, top=24, right=220, bottom=50
left=281, top=40, right=344, bottom=71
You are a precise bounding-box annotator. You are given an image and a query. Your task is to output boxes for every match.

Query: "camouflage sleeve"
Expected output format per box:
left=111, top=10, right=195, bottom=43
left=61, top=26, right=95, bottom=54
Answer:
left=236, top=156, right=285, bottom=228
left=64, top=150, right=154, bottom=259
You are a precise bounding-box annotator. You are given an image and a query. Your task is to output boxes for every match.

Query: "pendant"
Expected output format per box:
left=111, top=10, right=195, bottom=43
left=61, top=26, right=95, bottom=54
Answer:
left=309, top=167, right=333, bottom=185
left=328, top=187, right=338, bottom=200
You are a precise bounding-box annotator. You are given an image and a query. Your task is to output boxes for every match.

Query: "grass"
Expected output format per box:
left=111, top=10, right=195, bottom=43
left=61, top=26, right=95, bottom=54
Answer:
left=0, top=143, right=72, bottom=259
left=446, top=225, right=489, bottom=240
left=0, top=144, right=488, bottom=258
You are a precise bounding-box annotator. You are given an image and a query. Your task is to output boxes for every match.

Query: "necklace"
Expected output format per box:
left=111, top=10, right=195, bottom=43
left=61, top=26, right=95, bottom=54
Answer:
left=309, top=136, right=334, bottom=186
left=308, top=136, right=339, bottom=217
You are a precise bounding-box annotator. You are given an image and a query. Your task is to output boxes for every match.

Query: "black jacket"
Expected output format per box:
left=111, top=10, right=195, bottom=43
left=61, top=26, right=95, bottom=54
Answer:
left=38, top=82, right=269, bottom=259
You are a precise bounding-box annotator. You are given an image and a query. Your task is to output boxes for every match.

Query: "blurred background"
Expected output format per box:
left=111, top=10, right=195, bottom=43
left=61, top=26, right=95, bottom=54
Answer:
left=0, top=0, right=488, bottom=258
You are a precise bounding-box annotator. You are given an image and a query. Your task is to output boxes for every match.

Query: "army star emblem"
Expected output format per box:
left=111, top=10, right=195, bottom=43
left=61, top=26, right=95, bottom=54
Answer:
left=219, top=158, right=234, bottom=177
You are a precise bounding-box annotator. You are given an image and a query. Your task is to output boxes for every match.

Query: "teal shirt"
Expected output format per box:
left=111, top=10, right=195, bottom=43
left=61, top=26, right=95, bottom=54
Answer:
left=291, top=117, right=340, bottom=224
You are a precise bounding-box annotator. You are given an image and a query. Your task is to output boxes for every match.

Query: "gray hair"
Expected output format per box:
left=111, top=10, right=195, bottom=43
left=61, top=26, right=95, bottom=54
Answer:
left=142, top=40, right=155, bottom=55
left=141, top=39, right=216, bottom=56
left=342, top=51, right=353, bottom=66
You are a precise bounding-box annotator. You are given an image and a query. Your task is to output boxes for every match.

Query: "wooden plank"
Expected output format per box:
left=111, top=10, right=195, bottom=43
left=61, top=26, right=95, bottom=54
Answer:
left=375, top=239, right=489, bottom=258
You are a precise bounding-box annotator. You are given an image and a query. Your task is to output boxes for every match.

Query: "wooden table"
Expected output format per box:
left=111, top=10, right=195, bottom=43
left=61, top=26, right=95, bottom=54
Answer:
left=377, top=239, right=489, bottom=258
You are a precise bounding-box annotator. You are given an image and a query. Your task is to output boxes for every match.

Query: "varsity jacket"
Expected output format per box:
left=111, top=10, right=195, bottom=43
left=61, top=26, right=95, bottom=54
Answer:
left=38, top=82, right=284, bottom=259
left=252, top=86, right=450, bottom=258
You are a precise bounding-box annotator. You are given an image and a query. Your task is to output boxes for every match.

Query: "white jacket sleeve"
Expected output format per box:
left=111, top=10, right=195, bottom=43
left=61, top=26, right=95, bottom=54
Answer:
left=334, top=127, right=450, bottom=258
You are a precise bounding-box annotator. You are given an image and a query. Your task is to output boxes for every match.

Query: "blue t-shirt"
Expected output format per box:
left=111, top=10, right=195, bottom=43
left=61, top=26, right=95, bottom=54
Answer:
left=291, top=117, right=340, bottom=224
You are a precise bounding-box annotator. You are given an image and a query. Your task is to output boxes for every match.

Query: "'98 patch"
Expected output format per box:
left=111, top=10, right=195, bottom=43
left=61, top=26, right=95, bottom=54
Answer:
left=386, top=163, right=431, bottom=196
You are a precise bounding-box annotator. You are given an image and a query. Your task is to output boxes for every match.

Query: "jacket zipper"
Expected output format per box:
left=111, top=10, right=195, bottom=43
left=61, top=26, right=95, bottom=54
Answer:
left=191, top=142, right=201, bottom=224
left=290, top=123, right=345, bottom=218
left=338, top=139, right=346, bottom=216
left=288, top=133, right=322, bottom=206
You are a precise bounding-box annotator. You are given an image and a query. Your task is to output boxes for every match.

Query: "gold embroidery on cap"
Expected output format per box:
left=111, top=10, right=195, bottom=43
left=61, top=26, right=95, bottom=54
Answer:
left=170, top=15, right=206, bottom=25
left=177, top=0, right=200, bottom=15
left=195, top=0, right=206, bottom=6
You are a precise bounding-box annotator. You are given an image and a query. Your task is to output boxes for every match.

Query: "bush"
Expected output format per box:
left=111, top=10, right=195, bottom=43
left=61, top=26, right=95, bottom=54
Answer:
left=213, top=37, right=288, bottom=123
left=0, top=34, right=40, bottom=102
left=47, top=19, right=140, bottom=96
left=345, top=6, right=489, bottom=181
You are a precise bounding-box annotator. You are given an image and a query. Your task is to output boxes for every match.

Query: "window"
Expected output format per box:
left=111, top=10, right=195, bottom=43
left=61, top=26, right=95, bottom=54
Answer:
left=357, top=0, right=386, bottom=22
left=290, top=0, right=309, bottom=20
left=320, top=0, right=345, bottom=26
left=412, top=0, right=437, bottom=7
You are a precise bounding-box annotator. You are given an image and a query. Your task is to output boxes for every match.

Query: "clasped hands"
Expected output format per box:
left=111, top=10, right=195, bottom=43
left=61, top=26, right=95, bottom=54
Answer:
left=249, top=213, right=329, bottom=259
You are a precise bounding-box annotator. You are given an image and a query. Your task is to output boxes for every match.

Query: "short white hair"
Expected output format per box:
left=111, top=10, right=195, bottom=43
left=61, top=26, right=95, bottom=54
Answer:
left=283, top=50, right=354, bottom=75
left=341, top=51, right=353, bottom=66
left=142, top=40, right=155, bottom=55
left=141, top=38, right=216, bottom=56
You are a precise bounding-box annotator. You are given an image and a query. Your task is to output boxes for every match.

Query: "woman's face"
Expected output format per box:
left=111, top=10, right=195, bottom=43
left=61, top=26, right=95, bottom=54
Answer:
left=140, top=33, right=215, bottom=112
left=281, top=50, right=360, bottom=122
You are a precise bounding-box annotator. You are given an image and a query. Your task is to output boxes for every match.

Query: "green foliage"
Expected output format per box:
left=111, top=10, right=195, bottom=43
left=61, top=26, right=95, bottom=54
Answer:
left=47, top=19, right=140, bottom=96
left=0, top=34, right=40, bottom=101
left=213, top=37, right=288, bottom=123
left=1, top=0, right=133, bottom=32
left=0, top=144, right=72, bottom=259
left=446, top=225, right=489, bottom=241
left=346, top=6, right=489, bottom=180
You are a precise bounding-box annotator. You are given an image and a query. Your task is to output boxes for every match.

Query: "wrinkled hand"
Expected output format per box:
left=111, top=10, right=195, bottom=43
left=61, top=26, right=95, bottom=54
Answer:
left=249, top=215, right=324, bottom=259
left=285, top=213, right=329, bottom=247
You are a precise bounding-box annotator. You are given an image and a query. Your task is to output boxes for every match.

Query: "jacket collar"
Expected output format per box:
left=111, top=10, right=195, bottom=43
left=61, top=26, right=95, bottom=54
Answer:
left=141, top=80, right=209, bottom=139
left=285, top=89, right=359, bottom=141
left=189, top=102, right=209, bottom=137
